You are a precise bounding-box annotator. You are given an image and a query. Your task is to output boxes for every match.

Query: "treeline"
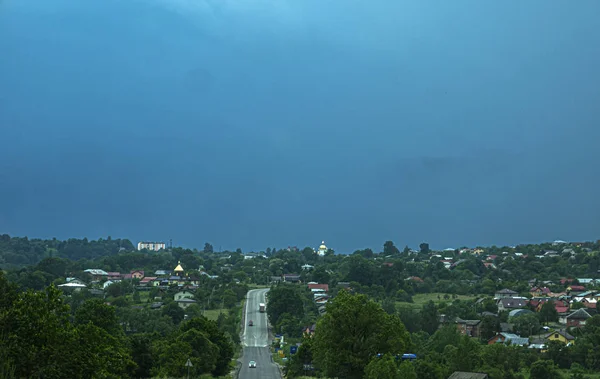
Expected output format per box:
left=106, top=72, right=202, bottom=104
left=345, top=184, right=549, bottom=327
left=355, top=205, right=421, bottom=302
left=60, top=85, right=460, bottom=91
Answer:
left=0, top=271, right=237, bottom=379
left=0, top=234, right=135, bottom=268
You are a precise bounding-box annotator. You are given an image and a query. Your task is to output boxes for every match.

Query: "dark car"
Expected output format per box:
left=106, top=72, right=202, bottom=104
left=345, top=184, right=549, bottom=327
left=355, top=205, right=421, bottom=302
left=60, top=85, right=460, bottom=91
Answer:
left=248, top=320, right=253, bottom=326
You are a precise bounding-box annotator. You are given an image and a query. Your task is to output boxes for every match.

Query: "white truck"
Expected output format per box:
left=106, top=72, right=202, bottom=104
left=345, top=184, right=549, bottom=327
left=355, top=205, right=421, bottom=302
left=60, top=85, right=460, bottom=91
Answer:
left=259, top=303, right=266, bottom=313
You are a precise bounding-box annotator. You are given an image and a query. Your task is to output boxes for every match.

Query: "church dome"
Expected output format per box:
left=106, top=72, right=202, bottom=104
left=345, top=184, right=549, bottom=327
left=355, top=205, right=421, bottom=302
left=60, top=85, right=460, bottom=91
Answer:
left=319, top=241, right=327, bottom=250
left=174, top=261, right=184, bottom=272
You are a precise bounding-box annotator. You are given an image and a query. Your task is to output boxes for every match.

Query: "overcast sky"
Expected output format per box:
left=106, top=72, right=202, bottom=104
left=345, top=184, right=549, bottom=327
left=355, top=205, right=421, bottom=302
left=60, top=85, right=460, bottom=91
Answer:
left=1, top=0, right=599, bottom=252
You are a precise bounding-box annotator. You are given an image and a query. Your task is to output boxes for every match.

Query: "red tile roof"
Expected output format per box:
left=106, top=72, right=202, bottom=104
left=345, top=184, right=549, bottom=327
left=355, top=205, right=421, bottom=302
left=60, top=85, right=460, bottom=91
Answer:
left=308, top=283, right=329, bottom=292
left=555, top=306, right=569, bottom=314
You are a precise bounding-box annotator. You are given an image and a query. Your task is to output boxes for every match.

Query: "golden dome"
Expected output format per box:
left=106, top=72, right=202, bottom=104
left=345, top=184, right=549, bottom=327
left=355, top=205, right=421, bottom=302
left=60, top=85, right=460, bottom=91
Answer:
left=174, top=261, right=184, bottom=272
left=319, top=241, right=327, bottom=250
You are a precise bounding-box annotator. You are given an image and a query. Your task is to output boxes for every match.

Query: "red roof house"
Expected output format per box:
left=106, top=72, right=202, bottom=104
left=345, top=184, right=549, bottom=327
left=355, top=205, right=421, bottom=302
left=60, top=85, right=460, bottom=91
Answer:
left=307, top=283, right=329, bottom=292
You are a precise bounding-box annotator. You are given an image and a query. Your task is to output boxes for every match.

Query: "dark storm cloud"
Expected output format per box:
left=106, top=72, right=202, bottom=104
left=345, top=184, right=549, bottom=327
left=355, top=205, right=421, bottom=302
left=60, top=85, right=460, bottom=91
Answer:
left=0, top=0, right=599, bottom=251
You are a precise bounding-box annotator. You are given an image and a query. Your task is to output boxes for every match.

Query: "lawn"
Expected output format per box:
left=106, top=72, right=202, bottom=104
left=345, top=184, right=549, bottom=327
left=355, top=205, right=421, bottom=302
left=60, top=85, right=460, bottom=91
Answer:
left=203, top=308, right=227, bottom=321
left=396, top=292, right=478, bottom=309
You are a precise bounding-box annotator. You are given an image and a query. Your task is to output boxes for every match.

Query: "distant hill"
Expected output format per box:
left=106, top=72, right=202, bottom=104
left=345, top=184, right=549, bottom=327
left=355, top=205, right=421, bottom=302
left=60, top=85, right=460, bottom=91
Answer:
left=0, top=234, right=135, bottom=269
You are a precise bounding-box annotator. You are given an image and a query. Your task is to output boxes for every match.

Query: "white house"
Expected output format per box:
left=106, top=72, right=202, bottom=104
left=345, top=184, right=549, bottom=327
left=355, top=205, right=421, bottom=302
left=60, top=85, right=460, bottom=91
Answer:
left=137, top=241, right=166, bottom=251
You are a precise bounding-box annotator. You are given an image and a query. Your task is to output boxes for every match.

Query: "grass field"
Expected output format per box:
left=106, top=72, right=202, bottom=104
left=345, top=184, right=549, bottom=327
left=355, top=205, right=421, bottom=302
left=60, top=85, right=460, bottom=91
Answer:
left=203, top=308, right=227, bottom=320
left=396, top=292, right=478, bottom=309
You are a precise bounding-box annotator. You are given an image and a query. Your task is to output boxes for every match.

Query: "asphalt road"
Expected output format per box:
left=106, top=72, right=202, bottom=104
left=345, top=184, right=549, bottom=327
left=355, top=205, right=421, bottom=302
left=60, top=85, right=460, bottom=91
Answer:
left=238, top=288, right=281, bottom=379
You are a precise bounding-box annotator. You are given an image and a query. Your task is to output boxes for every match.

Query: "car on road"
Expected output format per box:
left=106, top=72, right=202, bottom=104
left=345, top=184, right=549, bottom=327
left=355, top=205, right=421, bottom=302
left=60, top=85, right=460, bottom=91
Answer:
left=248, top=320, right=253, bottom=326
left=248, top=360, right=257, bottom=368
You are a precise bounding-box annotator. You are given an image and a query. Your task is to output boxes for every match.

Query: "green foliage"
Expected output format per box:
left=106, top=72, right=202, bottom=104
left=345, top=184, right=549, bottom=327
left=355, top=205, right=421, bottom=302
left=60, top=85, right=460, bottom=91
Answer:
left=512, top=313, right=541, bottom=337
left=267, top=284, right=305, bottom=335
left=530, top=360, right=563, bottom=379
left=0, top=234, right=134, bottom=267
left=540, top=301, right=559, bottom=323
left=397, top=360, right=417, bottom=379
left=364, top=354, right=401, bottom=379
left=0, top=285, right=134, bottom=378
left=286, top=336, right=315, bottom=378
left=383, top=241, right=400, bottom=256
left=162, top=301, right=185, bottom=325
left=312, top=291, right=411, bottom=379
left=480, top=316, right=500, bottom=342
left=419, top=300, right=439, bottom=335
left=75, top=298, right=123, bottom=336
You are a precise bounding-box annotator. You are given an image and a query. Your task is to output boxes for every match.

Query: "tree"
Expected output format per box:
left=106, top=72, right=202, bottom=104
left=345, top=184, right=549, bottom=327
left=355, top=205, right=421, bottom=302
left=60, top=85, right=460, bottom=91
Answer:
left=419, top=243, right=430, bottom=254
left=382, top=298, right=397, bottom=315
left=180, top=317, right=234, bottom=376
left=480, top=315, right=500, bottom=341
left=420, top=301, right=439, bottom=335
left=162, top=302, right=185, bottom=325
left=397, top=360, right=417, bottom=379
left=364, top=354, right=401, bottom=379
left=129, top=334, right=155, bottom=378
left=267, top=285, right=304, bottom=328
left=540, top=301, right=559, bottom=324
left=312, top=291, right=411, bottom=379
left=203, top=243, right=214, bottom=254
left=529, top=360, right=563, bottom=379
left=383, top=241, right=400, bottom=256
left=75, top=298, right=123, bottom=336
left=513, top=313, right=540, bottom=337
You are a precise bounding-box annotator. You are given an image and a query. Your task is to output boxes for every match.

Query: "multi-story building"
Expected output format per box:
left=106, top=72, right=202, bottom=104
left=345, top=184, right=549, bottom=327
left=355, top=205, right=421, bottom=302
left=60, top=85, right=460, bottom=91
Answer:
left=137, top=241, right=166, bottom=251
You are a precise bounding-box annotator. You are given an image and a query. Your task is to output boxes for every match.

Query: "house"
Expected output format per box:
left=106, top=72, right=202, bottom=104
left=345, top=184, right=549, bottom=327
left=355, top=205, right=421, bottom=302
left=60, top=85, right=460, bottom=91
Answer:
left=555, top=304, right=570, bottom=315
left=154, top=270, right=169, bottom=276
left=137, top=241, right=166, bottom=251
left=139, top=277, right=157, bottom=286
left=497, top=298, right=527, bottom=312
left=545, top=330, right=575, bottom=345
left=508, top=309, right=534, bottom=319
left=568, top=285, right=586, bottom=294
left=130, top=270, right=144, bottom=280
left=530, top=287, right=551, bottom=297
left=66, top=277, right=86, bottom=285
left=83, top=269, right=109, bottom=281
left=495, top=289, right=518, bottom=299
left=488, top=333, right=529, bottom=346
left=448, top=372, right=489, bottom=379
left=455, top=318, right=481, bottom=337
left=107, top=272, right=122, bottom=280
left=283, top=274, right=301, bottom=283
left=405, top=276, right=424, bottom=283
left=566, top=309, right=592, bottom=328
left=174, top=291, right=195, bottom=301
left=578, top=298, right=597, bottom=310
left=307, top=283, right=329, bottom=293
left=302, top=264, right=314, bottom=270
left=175, top=298, right=197, bottom=309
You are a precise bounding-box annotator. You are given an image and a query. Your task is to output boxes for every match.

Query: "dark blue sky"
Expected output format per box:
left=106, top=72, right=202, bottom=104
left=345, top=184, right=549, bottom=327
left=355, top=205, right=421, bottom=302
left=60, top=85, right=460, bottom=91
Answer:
left=1, top=0, right=599, bottom=253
